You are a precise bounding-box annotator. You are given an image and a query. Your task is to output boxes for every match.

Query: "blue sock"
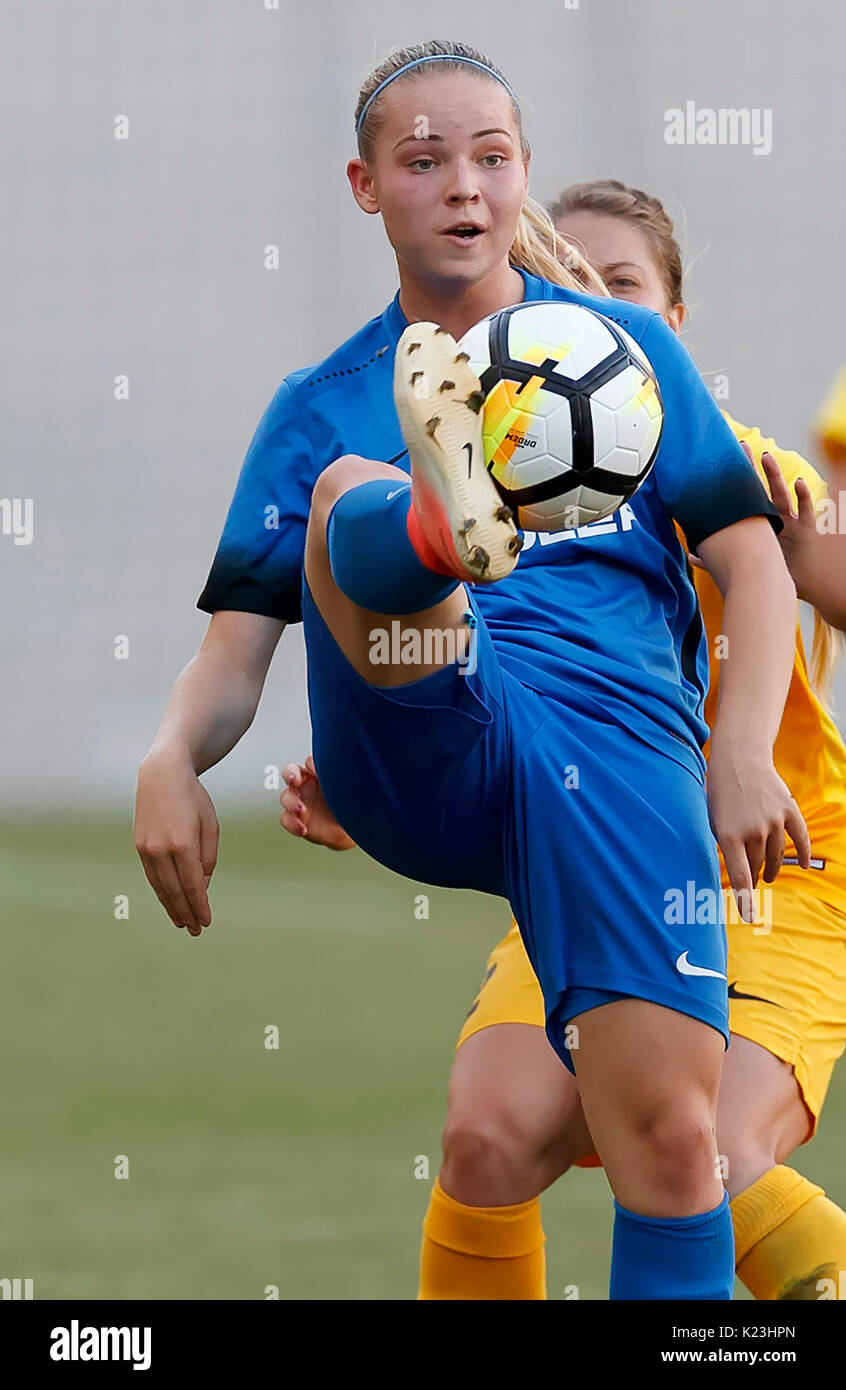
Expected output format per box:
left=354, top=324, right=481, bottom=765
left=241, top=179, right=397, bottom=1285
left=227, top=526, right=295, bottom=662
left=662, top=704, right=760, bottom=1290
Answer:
left=610, top=1192, right=734, bottom=1299
left=326, top=479, right=459, bottom=615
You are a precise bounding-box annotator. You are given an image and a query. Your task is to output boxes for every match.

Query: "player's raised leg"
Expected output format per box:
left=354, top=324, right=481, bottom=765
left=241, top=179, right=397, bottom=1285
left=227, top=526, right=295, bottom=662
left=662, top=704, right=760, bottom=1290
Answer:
left=301, top=322, right=524, bottom=898
left=304, top=322, right=522, bottom=687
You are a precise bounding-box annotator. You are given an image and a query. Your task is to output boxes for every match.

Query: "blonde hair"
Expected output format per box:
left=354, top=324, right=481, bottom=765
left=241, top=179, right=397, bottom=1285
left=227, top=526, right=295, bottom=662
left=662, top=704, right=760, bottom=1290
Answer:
left=548, top=177, right=842, bottom=701
left=809, top=616, right=843, bottom=704
left=354, top=39, right=608, bottom=299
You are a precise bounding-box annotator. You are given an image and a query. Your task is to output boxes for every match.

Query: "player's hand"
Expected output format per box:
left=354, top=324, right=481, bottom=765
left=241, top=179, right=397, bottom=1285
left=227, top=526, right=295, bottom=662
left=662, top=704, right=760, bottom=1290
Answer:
left=279, top=754, right=356, bottom=850
left=756, top=444, right=818, bottom=598
left=687, top=442, right=817, bottom=581
left=706, top=749, right=811, bottom=921
left=134, top=749, right=218, bottom=936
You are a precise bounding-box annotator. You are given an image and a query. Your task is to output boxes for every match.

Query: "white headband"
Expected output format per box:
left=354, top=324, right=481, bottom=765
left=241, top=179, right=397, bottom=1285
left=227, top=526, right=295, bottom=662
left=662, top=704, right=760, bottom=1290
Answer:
left=356, top=55, right=518, bottom=138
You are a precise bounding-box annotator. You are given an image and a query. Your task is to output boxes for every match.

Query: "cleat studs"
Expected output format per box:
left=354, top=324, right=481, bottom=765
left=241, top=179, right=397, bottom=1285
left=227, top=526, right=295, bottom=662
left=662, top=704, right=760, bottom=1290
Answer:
left=434, top=326, right=449, bottom=335
left=506, top=534, right=524, bottom=557
left=406, top=341, right=421, bottom=354
left=494, top=504, right=513, bottom=523
left=457, top=518, right=477, bottom=536
left=465, top=389, right=486, bottom=414
left=410, top=371, right=424, bottom=386
left=454, top=352, right=470, bottom=363
left=468, top=545, right=490, bottom=572
left=439, top=379, right=456, bottom=392
left=425, top=415, right=441, bottom=437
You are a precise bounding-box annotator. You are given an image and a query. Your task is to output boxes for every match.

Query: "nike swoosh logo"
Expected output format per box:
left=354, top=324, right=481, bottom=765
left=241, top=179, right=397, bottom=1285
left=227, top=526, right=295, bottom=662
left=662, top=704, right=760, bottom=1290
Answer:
left=463, top=442, right=473, bottom=477
left=385, top=486, right=411, bottom=502
left=675, top=951, right=727, bottom=980
left=728, top=981, right=785, bottom=1008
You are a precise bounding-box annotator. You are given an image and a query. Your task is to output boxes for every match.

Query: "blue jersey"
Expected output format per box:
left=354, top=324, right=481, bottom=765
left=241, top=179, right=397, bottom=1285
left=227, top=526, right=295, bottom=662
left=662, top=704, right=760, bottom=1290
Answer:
left=198, top=268, right=780, bottom=778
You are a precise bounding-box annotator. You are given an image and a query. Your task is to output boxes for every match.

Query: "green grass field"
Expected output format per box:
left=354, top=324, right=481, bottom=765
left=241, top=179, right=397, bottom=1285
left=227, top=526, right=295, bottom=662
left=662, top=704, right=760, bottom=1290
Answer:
left=2, top=813, right=844, bottom=1300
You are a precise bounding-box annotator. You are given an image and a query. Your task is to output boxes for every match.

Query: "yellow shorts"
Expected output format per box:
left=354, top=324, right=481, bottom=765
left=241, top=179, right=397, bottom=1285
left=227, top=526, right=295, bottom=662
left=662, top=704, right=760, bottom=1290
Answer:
left=456, top=860, right=846, bottom=1142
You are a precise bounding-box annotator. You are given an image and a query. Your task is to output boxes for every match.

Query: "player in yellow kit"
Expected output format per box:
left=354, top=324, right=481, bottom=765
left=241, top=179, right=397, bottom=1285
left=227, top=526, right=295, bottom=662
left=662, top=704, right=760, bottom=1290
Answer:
left=281, top=180, right=846, bottom=1299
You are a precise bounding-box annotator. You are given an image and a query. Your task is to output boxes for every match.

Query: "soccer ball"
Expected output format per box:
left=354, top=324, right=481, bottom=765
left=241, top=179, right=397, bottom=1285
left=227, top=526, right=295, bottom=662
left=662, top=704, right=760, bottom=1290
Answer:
left=458, top=300, right=664, bottom=532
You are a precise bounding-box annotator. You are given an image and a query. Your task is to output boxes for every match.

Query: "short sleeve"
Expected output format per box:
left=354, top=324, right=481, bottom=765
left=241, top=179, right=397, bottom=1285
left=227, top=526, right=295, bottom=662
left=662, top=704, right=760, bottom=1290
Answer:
left=197, top=377, right=317, bottom=622
left=728, top=418, right=829, bottom=510
left=639, top=314, right=783, bottom=553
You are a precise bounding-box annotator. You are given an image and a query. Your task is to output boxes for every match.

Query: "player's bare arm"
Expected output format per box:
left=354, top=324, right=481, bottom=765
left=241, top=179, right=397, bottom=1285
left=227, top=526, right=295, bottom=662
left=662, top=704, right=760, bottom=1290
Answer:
left=134, top=610, right=285, bottom=934
left=697, top=516, right=811, bottom=910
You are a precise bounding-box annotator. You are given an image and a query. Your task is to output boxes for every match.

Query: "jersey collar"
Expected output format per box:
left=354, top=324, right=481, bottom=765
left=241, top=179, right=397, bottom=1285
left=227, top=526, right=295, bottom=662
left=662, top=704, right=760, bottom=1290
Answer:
left=382, top=265, right=548, bottom=341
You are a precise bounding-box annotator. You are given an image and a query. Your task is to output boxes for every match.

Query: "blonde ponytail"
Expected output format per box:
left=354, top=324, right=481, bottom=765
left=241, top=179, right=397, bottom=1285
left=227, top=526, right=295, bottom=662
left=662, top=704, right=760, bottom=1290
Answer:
left=809, top=612, right=843, bottom=706
left=509, top=195, right=609, bottom=296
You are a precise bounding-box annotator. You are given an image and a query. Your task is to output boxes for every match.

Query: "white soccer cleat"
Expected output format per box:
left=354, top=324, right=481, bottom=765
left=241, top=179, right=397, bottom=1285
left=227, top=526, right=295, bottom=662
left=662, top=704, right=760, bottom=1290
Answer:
left=393, top=322, right=523, bottom=584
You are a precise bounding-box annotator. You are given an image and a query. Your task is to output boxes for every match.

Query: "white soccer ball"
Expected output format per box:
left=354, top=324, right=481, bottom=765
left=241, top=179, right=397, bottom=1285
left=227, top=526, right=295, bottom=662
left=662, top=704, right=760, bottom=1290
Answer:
left=458, top=300, right=664, bottom=532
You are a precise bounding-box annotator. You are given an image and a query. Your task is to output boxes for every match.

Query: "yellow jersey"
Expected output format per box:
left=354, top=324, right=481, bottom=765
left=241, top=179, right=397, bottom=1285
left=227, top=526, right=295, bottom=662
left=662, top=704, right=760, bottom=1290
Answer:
left=693, top=415, right=846, bottom=897
left=816, top=367, right=846, bottom=460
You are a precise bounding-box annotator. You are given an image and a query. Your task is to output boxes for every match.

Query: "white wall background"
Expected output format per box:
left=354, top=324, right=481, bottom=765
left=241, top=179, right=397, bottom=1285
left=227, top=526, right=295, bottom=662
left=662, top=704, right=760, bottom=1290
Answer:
left=2, top=0, right=844, bottom=811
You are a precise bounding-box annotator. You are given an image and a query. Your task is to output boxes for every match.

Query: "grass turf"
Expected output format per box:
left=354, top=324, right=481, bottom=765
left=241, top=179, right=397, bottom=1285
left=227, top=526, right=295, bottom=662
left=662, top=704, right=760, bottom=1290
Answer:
left=1, top=813, right=843, bottom=1299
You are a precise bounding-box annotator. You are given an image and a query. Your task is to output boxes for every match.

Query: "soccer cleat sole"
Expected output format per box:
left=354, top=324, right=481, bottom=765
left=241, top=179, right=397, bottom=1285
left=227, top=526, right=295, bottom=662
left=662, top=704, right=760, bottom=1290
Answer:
left=393, top=323, right=522, bottom=583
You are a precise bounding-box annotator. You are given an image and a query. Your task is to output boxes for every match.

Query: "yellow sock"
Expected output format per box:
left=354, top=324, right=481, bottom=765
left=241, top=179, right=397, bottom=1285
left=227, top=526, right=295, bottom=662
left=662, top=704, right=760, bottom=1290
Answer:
left=418, top=1178, right=546, bottom=1300
left=732, top=1165, right=846, bottom=1300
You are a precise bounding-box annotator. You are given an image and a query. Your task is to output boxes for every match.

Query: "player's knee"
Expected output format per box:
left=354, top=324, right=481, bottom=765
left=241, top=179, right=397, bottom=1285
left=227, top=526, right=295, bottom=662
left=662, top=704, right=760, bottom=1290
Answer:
left=309, top=456, right=367, bottom=527
left=440, top=1113, right=548, bottom=1206
left=627, top=1105, right=719, bottom=1201
left=310, top=455, right=405, bottom=532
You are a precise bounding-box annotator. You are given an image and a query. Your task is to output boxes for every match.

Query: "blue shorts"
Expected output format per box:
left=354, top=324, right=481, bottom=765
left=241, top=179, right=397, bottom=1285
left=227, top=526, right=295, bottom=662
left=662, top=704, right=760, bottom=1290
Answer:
left=302, top=578, right=728, bottom=1074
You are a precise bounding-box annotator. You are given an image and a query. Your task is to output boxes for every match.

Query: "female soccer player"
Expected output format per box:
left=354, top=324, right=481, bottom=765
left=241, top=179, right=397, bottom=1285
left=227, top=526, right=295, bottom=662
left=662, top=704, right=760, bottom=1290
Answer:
left=285, top=179, right=846, bottom=1300
left=135, top=42, right=807, bottom=1300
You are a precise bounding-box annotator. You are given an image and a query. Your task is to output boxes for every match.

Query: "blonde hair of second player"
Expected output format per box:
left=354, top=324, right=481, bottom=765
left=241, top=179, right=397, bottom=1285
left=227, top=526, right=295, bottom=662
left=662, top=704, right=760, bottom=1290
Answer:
left=354, top=39, right=609, bottom=303
left=549, top=177, right=842, bottom=700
